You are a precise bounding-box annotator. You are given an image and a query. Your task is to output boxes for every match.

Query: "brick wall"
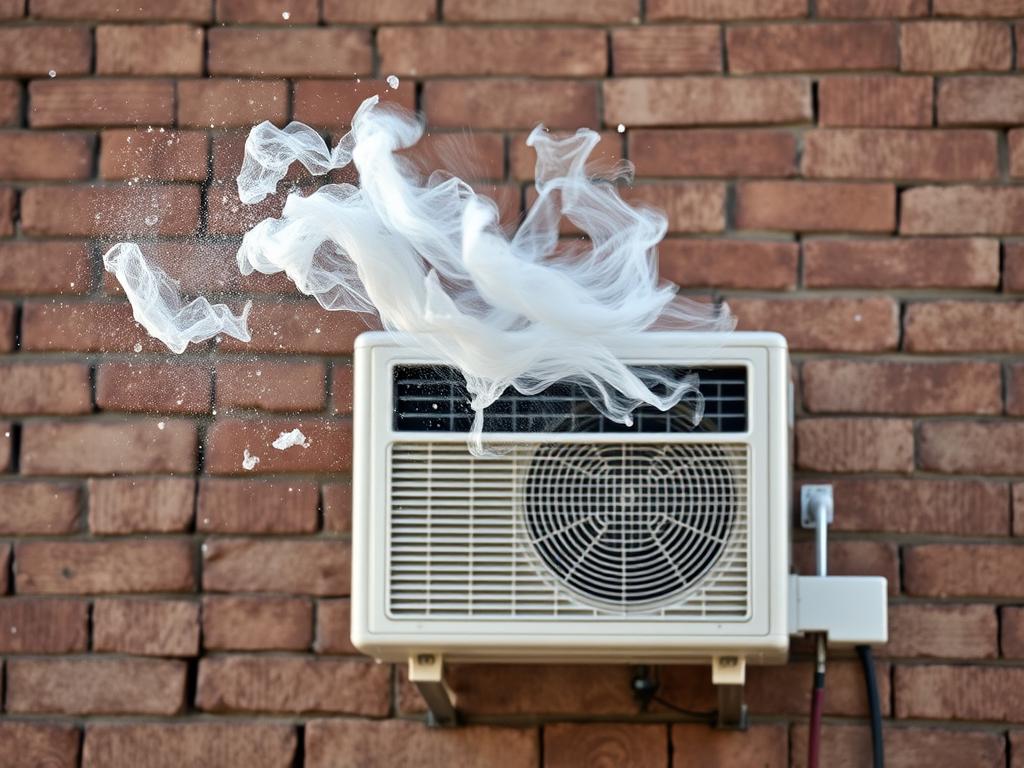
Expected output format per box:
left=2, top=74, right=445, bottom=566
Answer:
left=0, top=0, right=1021, bottom=765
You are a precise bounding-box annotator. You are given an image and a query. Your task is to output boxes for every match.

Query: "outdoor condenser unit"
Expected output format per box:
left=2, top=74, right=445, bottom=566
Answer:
left=350, top=330, right=886, bottom=726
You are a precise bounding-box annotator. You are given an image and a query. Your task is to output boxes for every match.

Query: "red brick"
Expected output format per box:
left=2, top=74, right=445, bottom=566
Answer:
left=203, top=538, right=350, bottom=595
left=83, top=723, right=295, bottom=768
left=0, top=420, right=10, bottom=471
left=0, top=80, right=20, bottom=125
left=885, top=604, right=997, bottom=659
left=0, top=301, right=12, bottom=352
left=205, top=418, right=351, bottom=475
left=920, top=421, right=1024, bottom=475
left=93, top=598, right=199, bottom=656
left=323, top=0, right=436, bottom=22
left=604, top=77, right=810, bottom=127
left=736, top=181, right=895, bottom=232
left=0, top=187, right=13, bottom=236
left=209, top=28, right=371, bottom=77
left=202, top=596, right=313, bottom=651
left=0, top=242, right=92, bottom=294
left=819, top=76, right=932, bottom=127
left=934, top=0, right=1024, bottom=16
left=20, top=420, right=197, bottom=475
left=803, top=129, right=997, bottom=180
left=904, top=301, right=1024, bottom=352
left=1015, top=483, right=1024, bottom=535
left=206, top=177, right=289, bottom=236
left=426, top=79, right=599, bottom=129
left=659, top=240, right=798, bottom=290
left=16, top=539, right=195, bottom=594
left=197, top=656, right=389, bottom=715
left=0, top=723, right=79, bottom=768
left=1003, top=607, right=1024, bottom=657
left=0, top=26, right=90, bottom=76
left=939, top=77, right=1024, bottom=125
left=30, top=79, right=174, bottom=127
left=791, top=723, right=1003, bottom=768
left=906, top=544, right=1024, bottom=597
left=0, top=542, right=9, bottom=592
left=1011, top=129, right=1024, bottom=178
left=792, top=539, right=900, bottom=594
left=380, top=26, right=605, bottom=77
left=902, top=186, right=1024, bottom=235
left=219, top=302, right=370, bottom=354
left=896, top=664, right=1024, bottom=722
left=21, top=184, right=201, bottom=236
left=802, top=360, right=1002, bottom=415
left=647, top=0, right=805, bottom=19
left=217, top=0, right=318, bottom=23
left=31, top=0, right=211, bottom=20
left=546, top=723, right=667, bottom=768
left=630, top=129, right=795, bottom=178
left=6, top=658, right=186, bottom=715
left=446, top=0, right=634, bottom=21
left=1007, top=243, right=1024, bottom=292
left=315, top=598, right=356, bottom=654
left=727, top=22, right=897, bottom=74
left=96, top=24, right=203, bottom=76
left=197, top=479, right=318, bottom=533
left=818, top=0, right=927, bottom=16
left=901, top=22, right=1011, bottom=73
left=322, top=482, right=351, bottom=532
left=509, top=129, right=616, bottom=181
left=672, top=724, right=786, bottom=767
left=96, top=362, right=211, bottom=415
left=611, top=25, right=720, bottom=75
left=737, top=659, right=891, bottom=716
left=306, top=720, right=537, bottom=768
left=796, top=418, right=913, bottom=472
left=178, top=78, right=288, bottom=128
left=1010, top=364, right=1024, bottom=415
left=804, top=237, right=999, bottom=288
left=293, top=79, right=416, bottom=129
left=624, top=182, right=725, bottom=233
left=0, top=599, right=87, bottom=653
left=88, top=477, right=194, bottom=534
left=21, top=302, right=172, bottom=353
left=216, top=361, right=326, bottom=412
left=730, top=297, right=899, bottom=351
left=0, top=363, right=91, bottom=416
left=0, top=481, right=80, bottom=534
left=0, top=132, right=92, bottom=180
left=100, top=129, right=207, bottom=182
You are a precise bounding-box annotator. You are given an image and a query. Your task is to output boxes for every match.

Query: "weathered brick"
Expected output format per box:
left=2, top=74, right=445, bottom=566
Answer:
left=920, top=421, right=1024, bottom=475
left=791, top=723, right=1003, bottom=768
left=380, top=27, right=606, bottom=77
left=21, top=301, right=170, bottom=353
left=16, top=539, right=195, bottom=594
left=906, top=544, right=1024, bottom=597
left=736, top=181, right=895, bottom=232
left=672, top=724, right=786, bottom=768
left=88, top=477, right=194, bottom=534
left=216, top=361, right=326, bottom=412
left=1006, top=243, right=1024, bottom=292
left=659, top=240, right=798, bottom=290
left=21, top=184, right=201, bottom=236
left=901, top=186, right=1024, bottom=235
left=93, top=598, right=199, bottom=656
left=0, top=80, right=20, bottom=125
left=647, top=0, right=805, bottom=19
left=804, top=237, right=999, bottom=288
left=896, top=664, right=1024, bottom=722
left=802, top=360, right=1002, bottom=415
left=0, top=26, right=91, bottom=76
left=205, top=418, right=352, bottom=475
left=197, top=479, right=318, bottom=533
left=21, top=420, right=197, bottom=475
left=0, top=131, right=92, bottom=180
left=315, top=599, right=356, bottom=654
left=209, top=28, right=371, bottom=77
left=1003, top=607, right=1024, bottom=658
left=905, top=301, right=1024, bottom=353
left=934, top=0, right=1024, bottom=16
left=197, top=656, right=389, bottom=715
left=939, top=77, right=1024, bottom=125
left=0, top=723, right=79, bottom=768
left=902, top=22, right=1011, bottom=73
left=0, top=599, right=87, bottom=653
left=818, top=0, right=927, bottom=16
left=217, top=0, right=318, bottom=23
left=819, top=75, right=932, bottom=127
left=624, top=182, right=726, bottom=233
left=546, top=723, right=667, bottom=768
left=330, top=365, right=353, bottom=416
left=630, top=129, right=796, bottom=177
left=792, top=540, right=900, bottom=594
left=293, top=79, right=415, bottom=131
left=100, top=129, right=207, bottom=181
left=306, top=720, right=538, bottom=768
left=0, top=420, right=10, bottom=471
left=83, top=723, right=296, bottom=768
left=0, top=241, right=92, bottom=294
left=6, top=658, right=186, bottom=715
left=803, top=129, right=997, bottom=180
left=730, top=297, right=899, bottom=351
left=737, top=659, right=891, bottom=716
left=202, top=596, right=313, bottom=651
left=323, top=0, right=436, bottom=22
left=203, top=538, right=350, bottom=595
left=426, top=79, right=599, bottom=129
left=96, top=362, right=211, bottom=414
left=446, top=0, right=634, bottom=21
left=178, top=78, right=288, bottom=128
left=728, top=22, right=897, bottom=74
left=0, top=541, right=9, bottom=592
left=1011, top=129, right=1024, bottom=178
left=887, top=604, right=997, bottom=659
left=612, top=25, right=721, bottom=75
left=322, top=482, right=352, bottom=532
left=97, top=24, right=203, bottom=75
left=0, top=363, right=91, bottom=416
left=1015, top=483, right=1024, bottom=536
left=0, top=481, right=80, bottom=534
left=30, top=79, right=174, bottom=127
left=0, top=187, right=13, bottom=237
left=31, top=0, right=211, bottom=20
left=1010, top=364, right=1024, bottom=415
left=218, top=302, right=369, bottom=354
left=604, top=77, right=810, bottom=127
left=0, top=301, right=12, bottom=353
left=797, top=418, right=913, bottom=473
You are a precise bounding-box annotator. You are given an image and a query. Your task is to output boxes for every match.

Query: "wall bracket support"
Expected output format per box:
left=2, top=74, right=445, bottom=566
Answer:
left=409, top=653, right=459, bottom=727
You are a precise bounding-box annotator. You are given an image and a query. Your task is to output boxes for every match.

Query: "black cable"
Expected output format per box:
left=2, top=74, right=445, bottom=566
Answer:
left=651, top=695, right=717, bottom=723
left=857, top=644, right=885, bottom=768
left=631, top=666, right=717, bottom=724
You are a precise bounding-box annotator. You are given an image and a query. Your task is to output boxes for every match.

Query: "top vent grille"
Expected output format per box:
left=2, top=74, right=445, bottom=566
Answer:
left=393, top=365, right=747, bottom=434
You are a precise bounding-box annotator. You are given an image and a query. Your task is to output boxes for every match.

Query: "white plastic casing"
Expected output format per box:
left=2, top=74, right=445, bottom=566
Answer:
left=351, top=331, right=792, bottom=665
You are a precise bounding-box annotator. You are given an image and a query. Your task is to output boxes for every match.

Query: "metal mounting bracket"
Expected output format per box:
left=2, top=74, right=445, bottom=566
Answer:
left=409, top=653, right=459, bottom=727
left=712, top=655, right=748, bottom=730
left=800, top=484, right=834, bottom=529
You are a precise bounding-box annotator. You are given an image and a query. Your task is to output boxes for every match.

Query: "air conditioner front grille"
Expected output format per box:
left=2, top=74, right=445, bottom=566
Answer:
left=386, top=442, right=751, bottom=620
left=392, top=365, right=747, bottom=434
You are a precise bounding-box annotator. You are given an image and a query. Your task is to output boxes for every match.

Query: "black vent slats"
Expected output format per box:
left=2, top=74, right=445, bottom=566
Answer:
left=393, top=365, right=748, bottom=433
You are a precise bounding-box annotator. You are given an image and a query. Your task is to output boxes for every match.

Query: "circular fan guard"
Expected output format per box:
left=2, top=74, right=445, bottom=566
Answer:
left=522, top=443, right=738, bottom=608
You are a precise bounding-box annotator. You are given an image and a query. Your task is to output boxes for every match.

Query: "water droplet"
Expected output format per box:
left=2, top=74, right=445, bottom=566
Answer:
left=386, top=74, right=400, bottom=89
left=616, top=123, right=626, bottom=133
left=144, top=215, right=158, bottom=226
left=47, top=70, right=56, bottom=78
left=133, top=342, right=142, bottom=353
left=281, top=10, right=290, bottom=19
left=157, top=421, right=166, bottom=430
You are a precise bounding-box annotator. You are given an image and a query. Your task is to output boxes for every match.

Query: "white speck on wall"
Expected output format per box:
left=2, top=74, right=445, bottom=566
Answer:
left=242, top=449, right=260, bottom=470
left=386, top=75, right=400, bottom=89
left=272, top=428, right=311, bottom=450
left=617, top=124, right=626, bottom=133
left=157, top=421, right=166, bottom=430
left=133, top=342, right=142, bottom=353
left=282, top=10, right=290, bottom=19
left=48, top=70, right=55, bottom=78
